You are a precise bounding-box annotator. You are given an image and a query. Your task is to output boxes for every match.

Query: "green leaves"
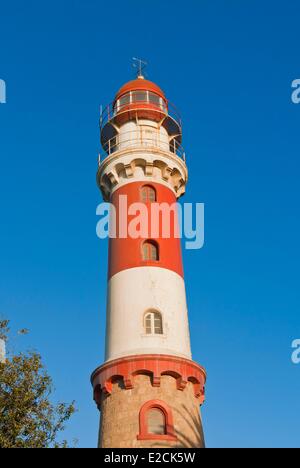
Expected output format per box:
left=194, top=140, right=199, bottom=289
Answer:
left=0, top=320, right=76, bottom=448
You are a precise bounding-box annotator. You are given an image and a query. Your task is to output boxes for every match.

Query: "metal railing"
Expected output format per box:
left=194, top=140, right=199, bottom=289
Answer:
left=98, top=131, right=186, bottom=165
left=99, top=99, right=182, bottom=132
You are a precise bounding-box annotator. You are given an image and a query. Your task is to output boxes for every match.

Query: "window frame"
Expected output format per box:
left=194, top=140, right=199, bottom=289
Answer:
left=137, top=400, right=177, bottom=441
left=140, top=185, right=157, bottom=203
left=132, top=90, right=148, bottom=103
left=142, top=240, right=159, bottom=262
left=144, top=311, right=163, bottom=335
left=119, top=93, right=131, bottom=107
left=114, top=91, right=167, bottom=113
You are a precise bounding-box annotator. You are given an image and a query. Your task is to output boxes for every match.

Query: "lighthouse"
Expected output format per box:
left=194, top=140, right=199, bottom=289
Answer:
left=91, top=66, right=206, bottom=448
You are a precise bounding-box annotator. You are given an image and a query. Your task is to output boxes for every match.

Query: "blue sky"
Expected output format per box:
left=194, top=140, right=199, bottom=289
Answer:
left=0, top=0, right=300, bottom=448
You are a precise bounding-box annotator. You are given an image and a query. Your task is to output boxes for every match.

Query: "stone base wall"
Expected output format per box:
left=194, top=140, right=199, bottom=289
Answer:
left=98, top=374, right=205, bottom=448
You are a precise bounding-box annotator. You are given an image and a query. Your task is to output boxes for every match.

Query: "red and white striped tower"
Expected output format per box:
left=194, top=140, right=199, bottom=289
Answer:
left=91, top=70, right=206, bottom=448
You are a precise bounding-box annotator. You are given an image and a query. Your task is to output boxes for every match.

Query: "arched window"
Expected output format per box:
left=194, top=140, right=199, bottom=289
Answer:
left=137, top=400, right=177, bottom=441
left=141, top=185, right=156, bottom=203
left=144, top=311, right=163, bottom=335
left=142, top=240, right=159, bottom=261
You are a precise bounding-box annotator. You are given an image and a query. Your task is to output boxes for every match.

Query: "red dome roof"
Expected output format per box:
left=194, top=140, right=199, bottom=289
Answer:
left=115, top=77, right=166, bottom=101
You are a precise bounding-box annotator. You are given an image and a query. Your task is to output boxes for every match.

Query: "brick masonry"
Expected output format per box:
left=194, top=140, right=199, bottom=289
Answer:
left=98, top=374, right=205, bottom=448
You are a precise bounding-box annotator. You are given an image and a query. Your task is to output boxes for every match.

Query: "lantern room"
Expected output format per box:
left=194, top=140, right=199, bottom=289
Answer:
left=113, top=76, right=168, bottom=125
left=99, top=75, right=184, bottom=161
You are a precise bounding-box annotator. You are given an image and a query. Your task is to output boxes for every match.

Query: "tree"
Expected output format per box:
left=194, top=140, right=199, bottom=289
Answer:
left=0, top=319, right=76, bottom=448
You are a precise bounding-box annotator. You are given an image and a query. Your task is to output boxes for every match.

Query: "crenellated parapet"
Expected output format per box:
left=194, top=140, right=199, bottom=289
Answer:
left=97, top=147, right=188, bottom=201
left=92, top=354, right=206, bottom=408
